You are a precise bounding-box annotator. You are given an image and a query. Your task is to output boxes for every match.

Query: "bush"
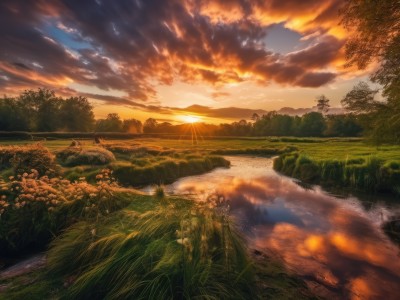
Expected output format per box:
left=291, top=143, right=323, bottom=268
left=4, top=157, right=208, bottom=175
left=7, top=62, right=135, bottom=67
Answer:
left=57, top=146, right=115, bottom=167
left=0, top=169, right=129, bottom=255
left=0, top=144, right=55, bottom=176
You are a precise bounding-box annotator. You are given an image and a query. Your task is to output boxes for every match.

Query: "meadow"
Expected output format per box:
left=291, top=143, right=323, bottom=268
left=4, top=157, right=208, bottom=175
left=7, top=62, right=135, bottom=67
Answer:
left=0, top=136, right=399, bottom=299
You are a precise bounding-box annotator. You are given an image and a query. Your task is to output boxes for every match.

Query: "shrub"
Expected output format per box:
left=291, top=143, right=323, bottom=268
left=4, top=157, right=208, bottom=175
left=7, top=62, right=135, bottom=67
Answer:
left=0, top=169, right=129, bottom=255
left=0, top=144, right=56, bottom=176
left=57, top=146, right=116, bottom=167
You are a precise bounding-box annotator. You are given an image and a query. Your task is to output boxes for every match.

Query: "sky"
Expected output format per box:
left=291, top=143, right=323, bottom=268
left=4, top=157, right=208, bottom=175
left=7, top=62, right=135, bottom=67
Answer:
left=0, top=0, right=376, bottom=124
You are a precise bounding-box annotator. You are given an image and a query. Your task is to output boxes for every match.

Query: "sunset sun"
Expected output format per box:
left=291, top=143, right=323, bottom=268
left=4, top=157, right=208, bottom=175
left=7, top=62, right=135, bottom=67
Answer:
left=181, top=115, right=201, bottom=124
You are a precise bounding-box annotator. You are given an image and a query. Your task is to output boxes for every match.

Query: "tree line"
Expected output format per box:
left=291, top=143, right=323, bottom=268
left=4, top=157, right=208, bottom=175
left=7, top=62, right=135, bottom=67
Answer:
left=0, top=84, right=389, bottom=139
left=0, top=89, right=143, bottom=133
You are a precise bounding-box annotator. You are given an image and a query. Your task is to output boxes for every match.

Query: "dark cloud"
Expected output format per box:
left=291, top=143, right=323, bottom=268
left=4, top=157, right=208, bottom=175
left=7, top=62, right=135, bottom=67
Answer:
left=287, top=36, right=344, bottom=69
left=0, top=0, right=346, bottom=103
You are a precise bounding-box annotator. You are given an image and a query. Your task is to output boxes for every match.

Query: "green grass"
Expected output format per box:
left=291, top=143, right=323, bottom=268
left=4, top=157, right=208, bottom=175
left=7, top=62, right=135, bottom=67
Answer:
left=274, top=152, right=400, bottom=194
left=0, top=193, right=315, bottom=300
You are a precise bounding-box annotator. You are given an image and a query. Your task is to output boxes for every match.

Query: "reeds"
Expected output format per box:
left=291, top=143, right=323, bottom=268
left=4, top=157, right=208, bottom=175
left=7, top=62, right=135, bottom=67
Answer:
left=47, top=197, right=255, bottom=299
left=274, top=152, right=400, bottom=194
left=113, top=155, right=230, bottom=187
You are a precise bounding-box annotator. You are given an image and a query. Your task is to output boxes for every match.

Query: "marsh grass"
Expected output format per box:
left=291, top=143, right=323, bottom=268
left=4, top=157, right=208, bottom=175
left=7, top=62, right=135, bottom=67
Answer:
left=113, top=155, right=230, bottom=187
left=274, top=151, right=400, bottom=194
left=47, top=196, right=255, bottom=299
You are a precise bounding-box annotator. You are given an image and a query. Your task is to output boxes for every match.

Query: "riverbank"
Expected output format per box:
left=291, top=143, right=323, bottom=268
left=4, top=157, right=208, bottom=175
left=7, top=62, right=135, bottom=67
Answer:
left=273, top=151, right=400, bottom=196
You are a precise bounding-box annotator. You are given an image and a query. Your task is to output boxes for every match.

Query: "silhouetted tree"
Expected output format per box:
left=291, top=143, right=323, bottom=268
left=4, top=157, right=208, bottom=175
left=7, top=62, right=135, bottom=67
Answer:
left=60, top=96, right=95, bottom=132
left=251, top=113, right=260, bottom=122
left=316, top=95, right=330, bottom=114
left=0, top=97, right=29, bottom=131
left=96, top=113, right=123, bottom=132
left=143, top=118, right=158, bottom=133
left=122, top=119, right=142, bottom=133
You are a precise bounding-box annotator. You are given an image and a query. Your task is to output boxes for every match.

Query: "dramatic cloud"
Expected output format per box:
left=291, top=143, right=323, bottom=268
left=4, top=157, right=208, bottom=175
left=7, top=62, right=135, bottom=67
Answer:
left=0, top=0, right=349, bottom=108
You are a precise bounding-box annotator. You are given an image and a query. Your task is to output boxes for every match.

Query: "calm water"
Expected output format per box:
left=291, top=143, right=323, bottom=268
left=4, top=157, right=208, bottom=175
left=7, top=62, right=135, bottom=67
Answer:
left=144, top=156, right=400, bottom=299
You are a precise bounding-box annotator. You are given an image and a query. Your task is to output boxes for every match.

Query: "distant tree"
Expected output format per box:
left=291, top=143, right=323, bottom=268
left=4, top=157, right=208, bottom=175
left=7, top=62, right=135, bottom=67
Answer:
left=122, top=119, right=142, bottom=133
left=18, top=88, right=58, bottom=131
left=315, top=95, right=330, bottom=114
left=96, top=113, right=123, bottom=132
left=251, top=113, right=260, bottom=122
left=37, top=98, right=63, bottom=131
left=0, top=97, right=29, bottom=131
left=324, top=114, right=363, bottom=137
left=60, top=96, right=95, bottom=132
left=300, top=112, right=326, bottom=137
left=143, top=118, right=158, bottom=133
left=156, top=122, right=173, bottom=133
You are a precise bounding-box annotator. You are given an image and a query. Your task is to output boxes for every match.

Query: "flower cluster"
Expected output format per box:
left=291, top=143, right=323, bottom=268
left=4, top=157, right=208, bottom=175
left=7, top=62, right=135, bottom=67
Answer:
left=0, top=168, right=118, bottom=217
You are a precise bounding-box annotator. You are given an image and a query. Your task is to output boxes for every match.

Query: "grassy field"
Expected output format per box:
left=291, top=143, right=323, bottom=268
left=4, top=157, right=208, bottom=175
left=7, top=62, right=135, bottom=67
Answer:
left=2, top=136, right=399, bottom=159
left=0, top=137, right=399, bottom=298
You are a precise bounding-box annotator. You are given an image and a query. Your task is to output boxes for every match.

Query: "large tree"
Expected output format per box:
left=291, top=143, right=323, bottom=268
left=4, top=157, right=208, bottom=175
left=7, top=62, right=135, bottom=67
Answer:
left=59, top=96, right=95, bottom=132
left=341, top=0, right=400, bottom=143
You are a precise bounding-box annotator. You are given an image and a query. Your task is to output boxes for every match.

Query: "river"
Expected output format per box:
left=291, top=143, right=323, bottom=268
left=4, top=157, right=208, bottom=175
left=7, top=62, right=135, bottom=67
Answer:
left=144, top=156, right=400, bottom=299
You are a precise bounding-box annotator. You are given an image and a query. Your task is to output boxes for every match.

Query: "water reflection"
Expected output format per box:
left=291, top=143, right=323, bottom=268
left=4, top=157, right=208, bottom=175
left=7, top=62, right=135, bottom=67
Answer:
left=153, top=156, right=400, bottom=299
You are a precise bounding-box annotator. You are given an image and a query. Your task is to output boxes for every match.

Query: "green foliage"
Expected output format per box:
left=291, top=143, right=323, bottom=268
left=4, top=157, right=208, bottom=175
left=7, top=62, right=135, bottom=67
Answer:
left=341, top=1, right=400, bottom=144
left=274, top=151, right=400, bottom=194
left=0, top=169, right=130, bottom=255
left=95, top=113, right=123, bottom=132
left=47, top=198, right=255, bottom=299
left=113, top=155, right=229, bottom=186
left=0, top=89, right=95, bottom=132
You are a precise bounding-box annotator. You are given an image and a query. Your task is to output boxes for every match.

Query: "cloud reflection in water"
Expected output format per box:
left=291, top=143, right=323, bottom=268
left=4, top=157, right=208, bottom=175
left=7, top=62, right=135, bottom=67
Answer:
left=165, top=156, right=400, bottom=299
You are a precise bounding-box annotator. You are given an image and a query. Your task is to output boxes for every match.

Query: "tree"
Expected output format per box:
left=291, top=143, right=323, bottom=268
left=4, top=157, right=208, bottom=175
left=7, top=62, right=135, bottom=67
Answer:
left=300, top=112, right=326, bottom=137
left=341, top=0, right=400, bottom=143
left=143, top=118, right=158, bottom=133
left=18, top=88, right=59, bottom=131
left=0, top=97, right=29, bottom=131
left=123, top=119, right=142, bottom=133
left=60, top=96, right=95, bottom=132
left=341, top=0, right=399, bottom=71
left=251, top=113, right=260, bottom=122
left=96, top=113, right=123, bottom=132
left=37, top=98, right=62, bottom=131
left=315, top=95, right=330, bottom=114
left=341, top=82, right=399, bottom=143
left=341, top=81, right=380, bottom=114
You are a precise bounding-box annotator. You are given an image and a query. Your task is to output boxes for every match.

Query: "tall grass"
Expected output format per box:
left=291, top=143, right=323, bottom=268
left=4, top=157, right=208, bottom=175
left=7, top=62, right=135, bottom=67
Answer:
left=56, top=146, right=115, bottom=166
left=113, top=155, right=230, bottom=187
left=274, top=152, right=400, bottom=194
left=47, top=198, right=255, bottom=299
